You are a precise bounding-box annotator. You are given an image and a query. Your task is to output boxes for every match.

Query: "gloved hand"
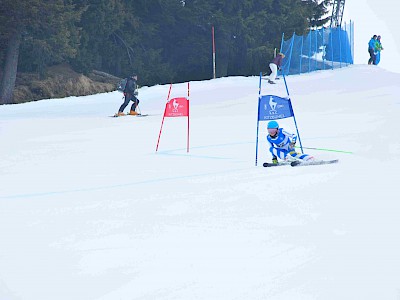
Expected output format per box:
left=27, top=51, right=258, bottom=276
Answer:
left=289, top=141, right=296, bottom=149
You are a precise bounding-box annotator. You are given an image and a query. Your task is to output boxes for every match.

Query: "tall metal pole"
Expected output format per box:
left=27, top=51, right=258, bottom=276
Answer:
left=255, top=72, right=262, bottom=166
left=212, top=26, right=216, bottom=79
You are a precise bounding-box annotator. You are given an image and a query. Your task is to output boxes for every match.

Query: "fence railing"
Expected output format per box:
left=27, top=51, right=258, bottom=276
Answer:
left=280, top=21, right=354, bottom=76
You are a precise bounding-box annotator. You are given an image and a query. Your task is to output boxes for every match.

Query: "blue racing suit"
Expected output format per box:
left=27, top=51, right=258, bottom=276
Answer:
left=267, top=128, right=312, bottom=161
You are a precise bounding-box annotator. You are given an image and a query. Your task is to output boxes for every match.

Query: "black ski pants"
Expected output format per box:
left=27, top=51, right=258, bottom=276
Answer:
left=368, top=48, right=376, bottom=65
left=119, top=93, right=139, bottom=112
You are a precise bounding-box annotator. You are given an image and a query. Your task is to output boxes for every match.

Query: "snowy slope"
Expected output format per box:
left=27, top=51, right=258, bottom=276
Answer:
left=1, top=65, right=400, bottom=300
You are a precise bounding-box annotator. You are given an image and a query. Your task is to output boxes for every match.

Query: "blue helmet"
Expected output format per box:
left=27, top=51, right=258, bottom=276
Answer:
left=267, top=120, right=279, bottom=129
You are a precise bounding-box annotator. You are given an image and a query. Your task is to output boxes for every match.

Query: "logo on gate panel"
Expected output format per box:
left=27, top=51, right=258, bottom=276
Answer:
left=165, top=97, right=188, bottom=117
left=172, top=99, right=179, bottom=111
left=269, top=96, right=278, bottom=113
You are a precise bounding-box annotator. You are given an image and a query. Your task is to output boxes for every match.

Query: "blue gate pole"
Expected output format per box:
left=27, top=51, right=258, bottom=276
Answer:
left=282, top=72, right=304, bottom=154
left=288, top=99, right=304, bottom=154
left=282, top=71, right=290, bottom=97
left=255, top=72, right=262, bottom=166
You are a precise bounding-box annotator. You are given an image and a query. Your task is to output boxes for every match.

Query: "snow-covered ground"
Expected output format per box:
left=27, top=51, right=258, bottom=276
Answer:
left=1, top=64, right=400, bottom=299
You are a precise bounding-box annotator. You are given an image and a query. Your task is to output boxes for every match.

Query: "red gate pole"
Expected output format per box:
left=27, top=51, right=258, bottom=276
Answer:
left=187, top=82, right=190, bottom=152
left=156, top=84, right=173, bottom=152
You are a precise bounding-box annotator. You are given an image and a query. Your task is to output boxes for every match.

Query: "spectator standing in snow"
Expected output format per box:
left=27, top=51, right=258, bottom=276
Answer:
left=268, top=53, right=285, bottom=84
left=375, top=35, right=384, bottom=65
left=368, top=35, right=378, bottom=65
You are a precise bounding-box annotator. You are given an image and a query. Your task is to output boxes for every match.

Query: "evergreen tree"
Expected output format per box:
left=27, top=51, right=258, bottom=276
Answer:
left=0, top=0, right=81, bottom=104
left=71, top=0, right=126, bottom=74
left=306, top=0, right=332, bottom=28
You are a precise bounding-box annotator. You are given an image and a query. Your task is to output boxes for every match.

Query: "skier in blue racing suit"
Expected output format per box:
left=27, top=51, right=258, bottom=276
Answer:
left=266, top=120, right=313, bottom=164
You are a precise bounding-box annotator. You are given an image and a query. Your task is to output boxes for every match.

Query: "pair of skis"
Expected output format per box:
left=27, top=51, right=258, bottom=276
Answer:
left=263, top=159, right=338, bottom=168
left=110, top=113, right=149, bottom=118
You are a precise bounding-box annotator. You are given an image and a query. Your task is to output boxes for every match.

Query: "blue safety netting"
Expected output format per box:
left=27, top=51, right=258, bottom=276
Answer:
left=280, top=21, right=354, bottom=76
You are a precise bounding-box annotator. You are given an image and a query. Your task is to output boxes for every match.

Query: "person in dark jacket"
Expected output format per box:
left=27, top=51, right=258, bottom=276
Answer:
left=116, top=74, right=139, bottom=116
left=268, top=53, right=285, bottom=84
left=368, top=35, right=378, bottom=65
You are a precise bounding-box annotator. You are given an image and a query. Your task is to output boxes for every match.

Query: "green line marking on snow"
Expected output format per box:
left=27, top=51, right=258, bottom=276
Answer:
left=297, top=146, right=353, bottom=154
